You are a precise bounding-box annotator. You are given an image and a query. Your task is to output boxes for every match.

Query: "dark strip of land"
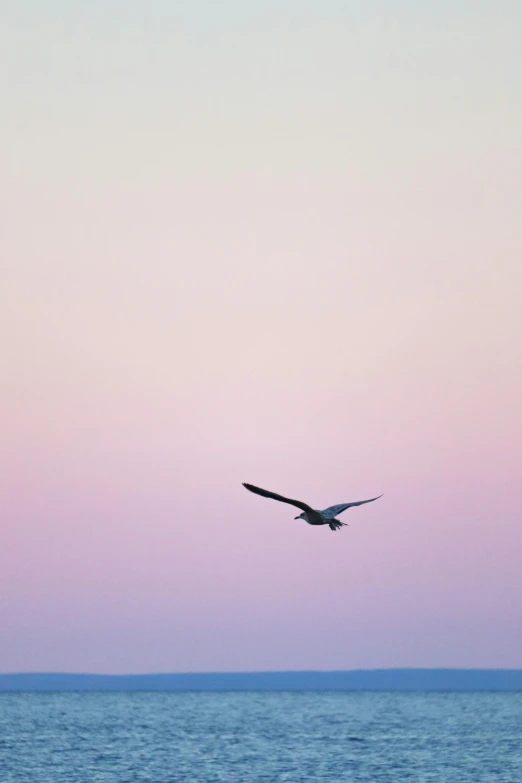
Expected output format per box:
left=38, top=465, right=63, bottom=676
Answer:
left=1, top=669, right=521, bottom=691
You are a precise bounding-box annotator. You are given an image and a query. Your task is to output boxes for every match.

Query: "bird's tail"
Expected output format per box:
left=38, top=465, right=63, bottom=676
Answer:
left=329, top=519, right=347, bottom=531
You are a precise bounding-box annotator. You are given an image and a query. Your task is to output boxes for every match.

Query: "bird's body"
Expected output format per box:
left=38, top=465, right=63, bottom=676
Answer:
left=242, top=483, right=382, bottom=531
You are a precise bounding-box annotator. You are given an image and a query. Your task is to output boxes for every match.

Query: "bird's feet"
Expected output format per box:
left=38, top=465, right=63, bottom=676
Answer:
left=329, top=520, right=347, bottom=531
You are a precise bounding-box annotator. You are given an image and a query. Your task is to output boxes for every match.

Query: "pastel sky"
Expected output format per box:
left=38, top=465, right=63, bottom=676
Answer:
left=2, top=0, right=521, bottom=673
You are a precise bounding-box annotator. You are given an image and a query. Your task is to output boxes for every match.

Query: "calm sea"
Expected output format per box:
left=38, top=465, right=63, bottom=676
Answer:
left=1, top=691, right=521, bottom=782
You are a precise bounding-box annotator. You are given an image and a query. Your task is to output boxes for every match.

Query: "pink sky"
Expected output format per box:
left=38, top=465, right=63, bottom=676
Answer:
left=1, top=0, right=521, bottom=672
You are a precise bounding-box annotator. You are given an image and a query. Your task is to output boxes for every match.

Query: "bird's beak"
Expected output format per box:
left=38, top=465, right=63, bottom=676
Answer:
left=294, top=515, right=300, bottom=519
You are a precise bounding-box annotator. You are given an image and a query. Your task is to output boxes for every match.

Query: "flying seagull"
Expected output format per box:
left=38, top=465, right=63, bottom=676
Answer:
left=242, top=483, right=382, bottom=531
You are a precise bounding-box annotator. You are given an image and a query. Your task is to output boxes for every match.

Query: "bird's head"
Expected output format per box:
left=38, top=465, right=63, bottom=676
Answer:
left=295, top=512, right=305, bottom=520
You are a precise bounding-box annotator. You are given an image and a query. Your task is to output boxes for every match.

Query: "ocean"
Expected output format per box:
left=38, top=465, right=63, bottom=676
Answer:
left=1, top=691, right=521, bottom=782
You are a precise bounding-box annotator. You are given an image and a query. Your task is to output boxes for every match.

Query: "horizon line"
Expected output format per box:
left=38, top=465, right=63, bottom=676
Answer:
left=2, top=667, right=522, bottom=677
left=2, top=668, right=522, bottom=693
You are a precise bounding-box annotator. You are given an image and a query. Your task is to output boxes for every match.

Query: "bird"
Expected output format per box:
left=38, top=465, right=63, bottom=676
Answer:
left=242, top=483, right=382, bottom=531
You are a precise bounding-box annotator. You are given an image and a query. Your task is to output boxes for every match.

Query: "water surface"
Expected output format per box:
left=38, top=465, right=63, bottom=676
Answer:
left=1, top=691, right=521, bottom=782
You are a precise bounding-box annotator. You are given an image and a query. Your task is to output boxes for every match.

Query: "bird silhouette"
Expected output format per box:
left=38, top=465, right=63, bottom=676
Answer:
left=242, top=483, right=382, bottom=531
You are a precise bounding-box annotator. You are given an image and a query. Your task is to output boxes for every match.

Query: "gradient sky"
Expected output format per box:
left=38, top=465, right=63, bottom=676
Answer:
left=2, top=0, right=521, bottom=673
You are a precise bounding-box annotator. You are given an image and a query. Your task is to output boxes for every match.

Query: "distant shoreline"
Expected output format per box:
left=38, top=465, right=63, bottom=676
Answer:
left=1, top=669, right=521, bottom=692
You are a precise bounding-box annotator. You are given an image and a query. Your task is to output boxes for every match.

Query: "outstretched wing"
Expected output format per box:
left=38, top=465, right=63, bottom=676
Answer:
left=242, top=483, right=312, bottom=512
left=320, top=495, right=383, bottom=519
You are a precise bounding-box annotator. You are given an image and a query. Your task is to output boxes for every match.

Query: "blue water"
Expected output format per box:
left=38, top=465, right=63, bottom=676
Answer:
left=1, top=692, right=521, bottom=782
